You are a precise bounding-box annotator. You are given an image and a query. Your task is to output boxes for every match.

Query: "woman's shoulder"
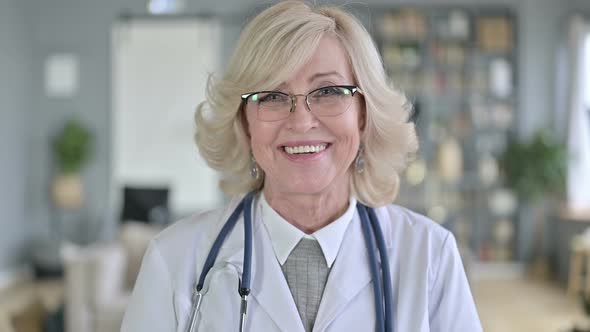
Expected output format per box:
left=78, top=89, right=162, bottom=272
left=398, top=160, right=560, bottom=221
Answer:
left=148, top=197, right=243, bottom=258
left=379, top=203, right=450, bottom=234
left=375, top=203, right=453, bottom=249
left=375, top=204, right=466, bottom=288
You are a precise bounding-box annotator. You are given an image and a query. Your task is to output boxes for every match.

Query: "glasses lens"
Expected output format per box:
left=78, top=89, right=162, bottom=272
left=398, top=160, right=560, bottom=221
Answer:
left=246, top=92, right=291, bottom=121
left=308, top=86, right=354, bottom=116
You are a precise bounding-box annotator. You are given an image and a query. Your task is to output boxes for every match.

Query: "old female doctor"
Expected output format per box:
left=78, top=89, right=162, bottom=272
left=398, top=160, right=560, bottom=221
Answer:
left=121, top=1, right=482, bottom=331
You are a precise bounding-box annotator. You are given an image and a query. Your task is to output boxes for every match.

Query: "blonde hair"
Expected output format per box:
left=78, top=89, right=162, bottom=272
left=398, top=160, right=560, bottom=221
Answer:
left=195, top=1, right=418, bottom=207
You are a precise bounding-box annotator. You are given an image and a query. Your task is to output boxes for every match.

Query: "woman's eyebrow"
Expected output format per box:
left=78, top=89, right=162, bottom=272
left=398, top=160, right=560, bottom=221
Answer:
left=273, top=71, right=345, bottom=91
left=308, top=71, right=345, bottom=83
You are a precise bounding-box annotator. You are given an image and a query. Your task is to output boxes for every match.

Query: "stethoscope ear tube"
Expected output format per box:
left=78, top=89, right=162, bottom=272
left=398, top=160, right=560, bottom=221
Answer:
left=186, top=287, right=202, bottom=332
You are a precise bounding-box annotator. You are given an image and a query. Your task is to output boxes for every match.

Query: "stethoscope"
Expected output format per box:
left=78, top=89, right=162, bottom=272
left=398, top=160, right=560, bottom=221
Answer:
left=185, top=191, right=394, bottom=332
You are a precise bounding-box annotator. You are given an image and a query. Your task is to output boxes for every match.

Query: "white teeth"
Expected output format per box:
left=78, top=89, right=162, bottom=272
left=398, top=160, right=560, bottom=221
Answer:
left=284, top=144, right=327, bottom=154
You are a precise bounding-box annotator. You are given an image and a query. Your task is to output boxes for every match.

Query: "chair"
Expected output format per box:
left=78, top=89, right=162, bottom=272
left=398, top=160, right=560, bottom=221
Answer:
left=568, top=230, right=590, bottom=297
left=60, top=185, right=168, bottom=332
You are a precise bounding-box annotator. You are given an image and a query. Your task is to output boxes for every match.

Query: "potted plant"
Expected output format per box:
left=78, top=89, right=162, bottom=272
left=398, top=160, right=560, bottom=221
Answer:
left=500, top=130, right=567, bottom=201
left=51, top=119, right=93, bottom=209
left=499, top=129, right=567, bottom=277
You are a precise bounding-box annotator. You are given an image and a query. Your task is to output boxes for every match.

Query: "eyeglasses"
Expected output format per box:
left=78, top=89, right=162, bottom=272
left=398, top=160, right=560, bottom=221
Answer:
left=240, top=85, right=363, bottom=122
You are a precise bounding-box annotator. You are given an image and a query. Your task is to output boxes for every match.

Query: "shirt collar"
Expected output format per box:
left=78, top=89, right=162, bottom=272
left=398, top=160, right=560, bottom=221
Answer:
left=259, top=192, right=356, bottom=268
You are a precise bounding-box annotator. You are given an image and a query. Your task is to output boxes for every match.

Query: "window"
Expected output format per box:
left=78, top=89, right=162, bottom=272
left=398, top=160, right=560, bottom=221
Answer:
left=567, top=27, right=590, bottom=214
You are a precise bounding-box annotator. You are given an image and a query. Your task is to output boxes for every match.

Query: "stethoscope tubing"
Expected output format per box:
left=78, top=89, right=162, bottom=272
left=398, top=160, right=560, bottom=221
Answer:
left=187, top=194, right=254, bottom=332
left=358, top=204, right=385, bottom=332
left=187, top=192, right=394, bottom=332
left=241, top=193, right=254, bottom=295
left=196, top=200, right=244, bottom=292
left=367, top=205, right=394, bottom=332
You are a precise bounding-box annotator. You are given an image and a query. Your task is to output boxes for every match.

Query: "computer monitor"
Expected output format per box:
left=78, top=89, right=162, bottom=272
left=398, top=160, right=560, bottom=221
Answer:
left=120, top=186, right=170, bottom=225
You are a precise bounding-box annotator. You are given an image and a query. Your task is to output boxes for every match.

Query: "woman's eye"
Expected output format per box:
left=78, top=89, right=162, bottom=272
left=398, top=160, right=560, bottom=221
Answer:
left=315, top=87, right=343, bottom=97
left=259, top=93, right=284, bottom=103
left=320, top=88, right=336, bottom=95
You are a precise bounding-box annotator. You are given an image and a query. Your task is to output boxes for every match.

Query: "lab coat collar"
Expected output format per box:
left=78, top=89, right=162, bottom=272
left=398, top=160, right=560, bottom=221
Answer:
left=259, top=192, right=356, bottom=268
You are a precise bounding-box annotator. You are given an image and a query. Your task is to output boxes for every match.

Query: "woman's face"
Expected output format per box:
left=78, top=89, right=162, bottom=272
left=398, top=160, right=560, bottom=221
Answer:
left=244, top=35, right=364, bottom=196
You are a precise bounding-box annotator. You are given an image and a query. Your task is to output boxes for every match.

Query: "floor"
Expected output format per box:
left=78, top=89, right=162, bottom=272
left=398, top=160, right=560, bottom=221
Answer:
left=474, top=277, right=588, bottom=332
left=0, top=276, right=589, bottom=331
left=0, top=278, right=63, bottom=332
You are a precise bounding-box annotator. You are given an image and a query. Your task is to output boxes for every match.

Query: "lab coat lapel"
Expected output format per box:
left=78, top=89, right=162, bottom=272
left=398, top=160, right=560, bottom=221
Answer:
left=313, top=211, right=374, bottom=331
left=249, top=223, right=306, bottom=332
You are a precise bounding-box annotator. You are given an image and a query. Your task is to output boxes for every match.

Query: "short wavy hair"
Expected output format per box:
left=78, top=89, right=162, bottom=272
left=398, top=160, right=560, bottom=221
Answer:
left=195, top=1, right=418, bottom=207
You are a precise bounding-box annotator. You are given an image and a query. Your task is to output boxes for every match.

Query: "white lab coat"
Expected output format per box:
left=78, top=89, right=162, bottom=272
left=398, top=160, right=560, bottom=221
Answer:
left=121, top=195, right=482, bottom=331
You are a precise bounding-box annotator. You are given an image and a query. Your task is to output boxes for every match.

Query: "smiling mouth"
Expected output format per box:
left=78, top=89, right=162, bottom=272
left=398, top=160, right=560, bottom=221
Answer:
left=282, top=143, right=330, bottom=155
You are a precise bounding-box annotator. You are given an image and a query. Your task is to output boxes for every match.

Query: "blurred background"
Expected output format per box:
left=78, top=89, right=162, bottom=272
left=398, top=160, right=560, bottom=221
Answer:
left=1, top=0, right=590, bottom=331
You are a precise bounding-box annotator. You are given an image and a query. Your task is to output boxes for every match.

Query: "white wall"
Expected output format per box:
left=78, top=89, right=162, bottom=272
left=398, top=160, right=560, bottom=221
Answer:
left=112, top=19, right=223, bottom=216
left=0, top=0, right=32, bottom=273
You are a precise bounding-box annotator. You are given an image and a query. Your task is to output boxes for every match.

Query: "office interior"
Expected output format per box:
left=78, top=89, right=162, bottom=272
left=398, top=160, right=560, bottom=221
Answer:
left=1, top=0, right=590, bottom=331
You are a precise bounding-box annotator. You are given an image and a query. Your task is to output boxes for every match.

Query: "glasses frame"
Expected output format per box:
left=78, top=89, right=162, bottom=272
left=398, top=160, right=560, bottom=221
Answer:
left=240, top=85, right=363, bottom=121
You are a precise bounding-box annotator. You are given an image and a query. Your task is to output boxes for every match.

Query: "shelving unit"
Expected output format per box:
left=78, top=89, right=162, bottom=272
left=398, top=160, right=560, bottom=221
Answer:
left=369, top=6, right=518, bottom=262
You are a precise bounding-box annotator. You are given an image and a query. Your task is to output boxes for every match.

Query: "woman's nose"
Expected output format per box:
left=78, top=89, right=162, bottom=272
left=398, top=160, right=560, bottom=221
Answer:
left=286, top=95, right=318, bottom=132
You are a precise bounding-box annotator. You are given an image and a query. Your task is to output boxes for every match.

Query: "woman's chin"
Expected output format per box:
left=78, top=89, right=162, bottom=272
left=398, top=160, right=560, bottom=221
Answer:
left=267, top=173, right=345, bottom=196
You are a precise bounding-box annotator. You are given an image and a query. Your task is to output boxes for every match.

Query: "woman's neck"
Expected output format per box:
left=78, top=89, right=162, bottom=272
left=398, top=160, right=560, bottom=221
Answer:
left=263, top=180, right=350, bottom=234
